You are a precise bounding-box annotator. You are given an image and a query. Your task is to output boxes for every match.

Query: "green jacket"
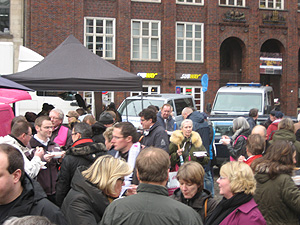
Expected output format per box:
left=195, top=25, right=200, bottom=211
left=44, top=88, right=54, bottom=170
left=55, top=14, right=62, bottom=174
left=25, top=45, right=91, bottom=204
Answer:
left=100, top=183, right=203, bottom=225
left=254, top=172, right=300, bottom=225
left=270, top=129, right=300, bottom=167
left=169, top=130, right=209, bottom=170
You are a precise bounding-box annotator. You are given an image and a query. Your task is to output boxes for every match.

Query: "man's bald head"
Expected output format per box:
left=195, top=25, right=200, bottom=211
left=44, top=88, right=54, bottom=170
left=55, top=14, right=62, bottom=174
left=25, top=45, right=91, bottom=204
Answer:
left=251, top=125, right=267, bottom=140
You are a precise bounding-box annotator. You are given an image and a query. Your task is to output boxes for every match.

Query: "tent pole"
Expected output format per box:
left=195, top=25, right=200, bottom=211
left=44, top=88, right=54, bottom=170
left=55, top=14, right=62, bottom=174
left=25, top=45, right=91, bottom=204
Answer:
left=124, top=92, right=128, bottom=122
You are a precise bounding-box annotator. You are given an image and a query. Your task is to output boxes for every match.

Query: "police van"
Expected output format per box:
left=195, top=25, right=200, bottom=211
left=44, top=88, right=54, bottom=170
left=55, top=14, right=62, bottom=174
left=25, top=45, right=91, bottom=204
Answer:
left=208, top=83, right=274, bottom=116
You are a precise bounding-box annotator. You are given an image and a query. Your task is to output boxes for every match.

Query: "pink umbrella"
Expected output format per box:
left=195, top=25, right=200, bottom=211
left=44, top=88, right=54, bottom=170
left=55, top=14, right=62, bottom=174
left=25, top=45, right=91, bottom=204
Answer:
left=0, top=88, right=31, bottom=104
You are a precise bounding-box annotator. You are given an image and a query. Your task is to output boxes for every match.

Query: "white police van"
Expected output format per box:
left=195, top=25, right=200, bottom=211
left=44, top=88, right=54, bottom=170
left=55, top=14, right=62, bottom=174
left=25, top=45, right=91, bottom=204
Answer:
left=208, top=83, right=274, bottom=116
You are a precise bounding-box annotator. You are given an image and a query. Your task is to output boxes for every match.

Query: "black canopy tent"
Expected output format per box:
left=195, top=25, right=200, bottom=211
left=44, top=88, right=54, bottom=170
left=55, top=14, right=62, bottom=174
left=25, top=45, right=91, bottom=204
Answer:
left=3, top=35, right=142, bottom=92
left=3, top=35, right=142, bottom=118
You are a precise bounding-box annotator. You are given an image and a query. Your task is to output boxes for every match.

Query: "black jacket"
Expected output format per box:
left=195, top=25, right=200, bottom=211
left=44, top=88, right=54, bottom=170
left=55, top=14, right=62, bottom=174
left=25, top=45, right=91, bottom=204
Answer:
left=91, top=122, right=106, bottom=144
left=171, top=188, right=218, bottom=223
left=28, top=137, right=60, bottom=195
left=61, top=167, right=110, bottom=225
left=141, top=122, right=169, bottom=152
left=227, top=129, right=251, bottom=160
left=187, top=111, right=210, bottom=154
left=0, top=174, right=66, bottom=225
left=55, top=139, right=107, bottom=207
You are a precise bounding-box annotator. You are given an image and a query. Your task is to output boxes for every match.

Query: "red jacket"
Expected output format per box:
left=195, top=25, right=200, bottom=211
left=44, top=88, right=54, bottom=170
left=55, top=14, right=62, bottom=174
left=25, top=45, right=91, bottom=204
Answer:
left=266, top=119, right=281, bottom=140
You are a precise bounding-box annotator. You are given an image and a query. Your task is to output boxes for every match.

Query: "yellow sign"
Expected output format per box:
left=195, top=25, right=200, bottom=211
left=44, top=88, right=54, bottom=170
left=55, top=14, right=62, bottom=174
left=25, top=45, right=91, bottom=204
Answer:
left=180, top=74, right=202, bottom=79
left=137, top=73, right=158, bottom=79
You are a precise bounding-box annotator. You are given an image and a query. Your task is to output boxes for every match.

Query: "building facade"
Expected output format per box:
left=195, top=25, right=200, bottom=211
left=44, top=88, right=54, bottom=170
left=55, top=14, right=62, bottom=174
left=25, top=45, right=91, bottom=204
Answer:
left=20, top=0, right=300, bottom=116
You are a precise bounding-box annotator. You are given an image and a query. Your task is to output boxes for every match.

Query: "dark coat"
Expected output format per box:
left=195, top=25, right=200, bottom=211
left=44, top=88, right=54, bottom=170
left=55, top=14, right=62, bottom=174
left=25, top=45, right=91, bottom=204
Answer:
left=28, top=137, right=60, bottom=195
left=55, top=139, right=107, bottom=206
left=270, top=129, right=300, bottom=167
left=100, top=183, right=203, bottom=225
left=50, top=124, right=72, bottom=149
left=141, top=121, right=169, bottom=152
left=227, top=129, right=251, bottom=160
left=61, top=167, right=110, bottom=225
left=187, top=111, right=210, bottom=153
left=91, top=121, right=106, bottom=144
left=171, top=188, right=218, bottom=223
left=157, top=111, right=175, bottom=131
left=254, top=172, right=300, bottom=225
left=247, top=117, right=256, bottom=131
left=0, top=174, right=66, bottom=225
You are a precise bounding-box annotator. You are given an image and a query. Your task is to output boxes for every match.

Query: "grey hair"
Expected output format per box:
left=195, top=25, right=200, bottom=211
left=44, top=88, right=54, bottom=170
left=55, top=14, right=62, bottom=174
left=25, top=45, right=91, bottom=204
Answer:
left=73, top=122, right=93, bottom=138
left=180, top=119, right=193, bottom=129
left=50, top=108, right=64, bottom=120
left=232, top=117, right=250, bottom=140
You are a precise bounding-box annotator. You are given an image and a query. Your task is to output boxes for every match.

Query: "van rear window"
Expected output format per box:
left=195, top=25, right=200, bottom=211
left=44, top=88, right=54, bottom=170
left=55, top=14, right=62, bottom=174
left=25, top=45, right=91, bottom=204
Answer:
left=118, top=99, right=164, bottom=116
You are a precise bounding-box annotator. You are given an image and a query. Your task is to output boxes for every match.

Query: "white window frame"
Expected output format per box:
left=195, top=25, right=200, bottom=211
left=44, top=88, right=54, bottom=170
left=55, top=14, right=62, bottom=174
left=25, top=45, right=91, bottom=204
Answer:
left=131, top=19, right=161, bottom=61
left=84, top=17, right=116, bottom=60
left=0, top=0, right=10, bottom=33
left=176, top=22, right=204, bottom=63
left=219, top=0, right=245, bottom=7
left=259, top=0, right=283, bottom=9
left=176, top=0, right=204, bottom=5
left=131, top=85, right=160, bottom=96
left=179, top=86, right=204, bottom=111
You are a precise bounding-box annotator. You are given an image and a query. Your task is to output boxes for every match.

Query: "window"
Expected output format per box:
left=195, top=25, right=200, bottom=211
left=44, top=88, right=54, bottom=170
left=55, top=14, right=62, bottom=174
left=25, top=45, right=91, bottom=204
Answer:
left=131, top=20, right=161, bottom=61
left=219, top=0, right=245, bottom=7
left=84, top=17, right=115, bottom=59
left=0, top=0, right=9, bottom=33
left=131, top=85, right=160, bottom=96
left=176, top=22, right=204, bottom=63
left=298, top=0, right=300, bottom=10
left=179, top=86, right=203, bottom=111
left=259, top=0, right=283, bottom=9
left=176, top=0, right=204, bottom=5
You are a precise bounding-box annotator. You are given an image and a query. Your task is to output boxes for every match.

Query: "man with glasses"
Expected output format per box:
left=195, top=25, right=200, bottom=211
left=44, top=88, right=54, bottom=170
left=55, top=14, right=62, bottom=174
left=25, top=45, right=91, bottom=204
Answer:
left=138, top=108, right=169, bottom=152
left=110, top=122, right=141, bottom=196
left=0, top=120, right=44, bottom=178
left=49, top=108, right=72, bottom=149
left=28, top=116, right=63, bottom=204
left=55, top=122, right=107, bottom=207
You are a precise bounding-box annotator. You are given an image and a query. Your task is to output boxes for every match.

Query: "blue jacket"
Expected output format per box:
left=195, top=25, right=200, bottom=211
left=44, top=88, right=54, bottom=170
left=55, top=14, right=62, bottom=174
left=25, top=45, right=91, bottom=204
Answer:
left=187, top=111, right=210, bottom=154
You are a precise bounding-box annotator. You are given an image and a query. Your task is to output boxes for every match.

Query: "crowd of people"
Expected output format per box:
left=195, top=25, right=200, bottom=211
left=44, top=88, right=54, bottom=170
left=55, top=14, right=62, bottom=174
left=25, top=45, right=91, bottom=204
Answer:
left=0, top=103, right=300, bottom=225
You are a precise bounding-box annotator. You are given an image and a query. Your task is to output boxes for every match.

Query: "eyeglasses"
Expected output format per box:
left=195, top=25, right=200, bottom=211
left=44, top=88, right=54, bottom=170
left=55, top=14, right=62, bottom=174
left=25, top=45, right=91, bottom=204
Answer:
left=112, top=136, right=124, bottom=140
left=50, top=117, right=60, bottom=120
left=25, top=133, right=32, bottom=137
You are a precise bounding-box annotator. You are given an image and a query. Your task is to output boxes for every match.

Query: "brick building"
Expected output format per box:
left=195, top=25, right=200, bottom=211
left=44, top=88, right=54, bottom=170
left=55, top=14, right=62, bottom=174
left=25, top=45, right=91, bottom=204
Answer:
left=3, top=0, right=300, bottom=116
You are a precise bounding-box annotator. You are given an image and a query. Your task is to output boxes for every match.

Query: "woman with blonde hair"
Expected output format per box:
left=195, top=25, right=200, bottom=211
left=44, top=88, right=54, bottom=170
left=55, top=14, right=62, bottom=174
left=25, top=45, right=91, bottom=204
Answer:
left=205, top=161, right=266, bottom=225
left=61, top=155, right=132, bottom=225
left=171, top=161, right=217, bottom=223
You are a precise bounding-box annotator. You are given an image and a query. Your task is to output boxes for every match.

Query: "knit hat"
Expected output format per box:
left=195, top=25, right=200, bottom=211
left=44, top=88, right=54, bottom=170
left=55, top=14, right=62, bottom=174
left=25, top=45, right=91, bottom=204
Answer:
left=99, top=112, right=114, bottom=124
left=275, top=111, right=284, bottom=119
left=66, top=110, right=79, bottom=119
